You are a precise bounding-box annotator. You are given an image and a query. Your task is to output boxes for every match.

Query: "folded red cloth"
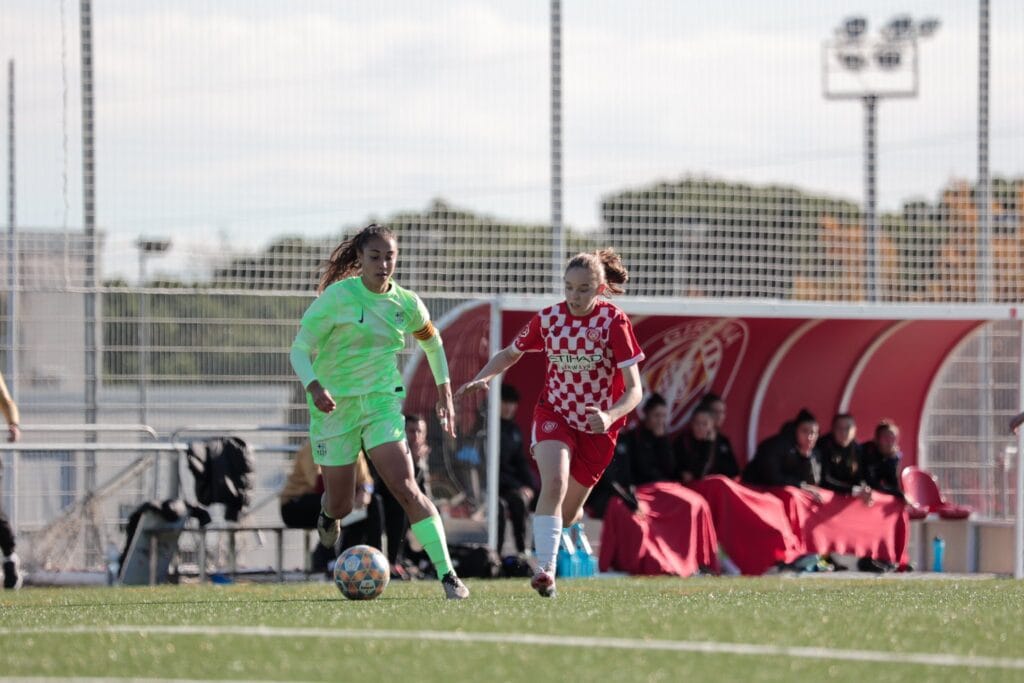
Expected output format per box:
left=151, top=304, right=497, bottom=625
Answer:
left=599, top=481, right=720, bottom=576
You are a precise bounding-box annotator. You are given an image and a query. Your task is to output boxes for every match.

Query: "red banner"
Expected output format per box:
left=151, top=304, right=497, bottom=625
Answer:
left=406, top=303, right=983, bottom=467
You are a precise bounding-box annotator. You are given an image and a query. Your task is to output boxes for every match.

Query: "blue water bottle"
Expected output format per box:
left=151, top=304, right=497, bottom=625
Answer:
left=932, top=536, right=945, bottom=573
left=556, top=529, right=580, bottom=578
left=572, top=522, right=598, bottom=577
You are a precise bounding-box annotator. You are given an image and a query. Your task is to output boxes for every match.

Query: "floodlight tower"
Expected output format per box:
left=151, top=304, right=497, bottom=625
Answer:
left=135, top=238, right=171, bottom=427
left=822, top=15, right=939, bottom=301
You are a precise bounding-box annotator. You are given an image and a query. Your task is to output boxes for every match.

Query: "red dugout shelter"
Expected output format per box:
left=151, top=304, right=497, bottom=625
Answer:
left=405, top=297, right=1024, bottom=569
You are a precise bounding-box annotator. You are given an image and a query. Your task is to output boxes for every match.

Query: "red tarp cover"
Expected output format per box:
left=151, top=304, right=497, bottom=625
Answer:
left=598, top=481, right=719, bottom=577
left=686, top=475, right=804, bottom=575
left=765, top=487, right=911, bottom=567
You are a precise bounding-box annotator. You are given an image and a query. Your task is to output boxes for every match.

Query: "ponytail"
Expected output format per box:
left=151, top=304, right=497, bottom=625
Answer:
left=566, top=247, right=629, bottom=296
left=597, top=247, right=628, bottom=295
left=318, top=224, right=396, bottom=293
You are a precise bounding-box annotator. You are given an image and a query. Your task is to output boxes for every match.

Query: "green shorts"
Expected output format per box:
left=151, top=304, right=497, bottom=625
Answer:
left=309, top=392, right=405, bottom=467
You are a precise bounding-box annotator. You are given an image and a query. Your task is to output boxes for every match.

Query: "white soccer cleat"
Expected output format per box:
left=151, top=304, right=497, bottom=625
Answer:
left=316, top=510, right=340, bottom=551
left=442, top=572, right=470, bottom=600
left=530, top=570, right=556, bottom=598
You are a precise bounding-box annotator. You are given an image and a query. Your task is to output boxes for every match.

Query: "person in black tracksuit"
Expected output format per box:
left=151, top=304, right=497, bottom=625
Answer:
left=817, top=414, right=867, bottom=495
left=695, top=393, right=740, bottom=481
left=586, top=393, right=674, bottom=518
left=0, top=372, right=22, bottom=590
left=861, top=420, right=906, bottom=501
left=497, top=385, right=537, bottom=555
left=675, top=405, right=740, bottom=482
left=742, top=409, right=822, bottom=492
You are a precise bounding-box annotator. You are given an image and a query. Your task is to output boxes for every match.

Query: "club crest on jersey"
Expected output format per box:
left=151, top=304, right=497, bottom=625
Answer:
left=394, top=311, right=406, bottom=327
left=548, top=352, right=603, bottom=373
left=541, top=421, right=558, bottom=434
left=586, top=328, right=602, bottom=342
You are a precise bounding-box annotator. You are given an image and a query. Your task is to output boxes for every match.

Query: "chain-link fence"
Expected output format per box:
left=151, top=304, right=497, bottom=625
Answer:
left=2, top=2, right=1023, bottom=573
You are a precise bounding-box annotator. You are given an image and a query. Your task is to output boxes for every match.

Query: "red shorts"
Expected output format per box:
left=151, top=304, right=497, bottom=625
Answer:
left=530, top=405, right=619, bottom=488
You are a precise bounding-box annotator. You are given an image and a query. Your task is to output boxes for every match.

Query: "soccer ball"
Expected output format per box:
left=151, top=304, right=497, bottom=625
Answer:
left=334, top=545, right=390, bottom=600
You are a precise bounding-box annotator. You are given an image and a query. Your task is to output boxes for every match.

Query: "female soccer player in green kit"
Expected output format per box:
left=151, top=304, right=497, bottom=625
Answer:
left=290, top=224, right=469, bottom=599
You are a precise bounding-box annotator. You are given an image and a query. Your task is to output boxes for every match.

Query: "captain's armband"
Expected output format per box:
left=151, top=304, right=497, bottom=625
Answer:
left=413, top=321, right=437, bottom=341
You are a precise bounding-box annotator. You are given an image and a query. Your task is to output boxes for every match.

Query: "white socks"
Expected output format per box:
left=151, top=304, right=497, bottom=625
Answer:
left=532, top=514, right=562, bottom=575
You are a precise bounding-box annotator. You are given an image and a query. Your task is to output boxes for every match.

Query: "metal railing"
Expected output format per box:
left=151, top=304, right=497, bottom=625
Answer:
left=3, top=423, right=310, bottom=579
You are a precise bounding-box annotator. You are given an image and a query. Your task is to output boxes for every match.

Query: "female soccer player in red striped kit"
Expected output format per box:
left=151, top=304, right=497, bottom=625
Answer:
left=455, top=249, right=644, bottom=597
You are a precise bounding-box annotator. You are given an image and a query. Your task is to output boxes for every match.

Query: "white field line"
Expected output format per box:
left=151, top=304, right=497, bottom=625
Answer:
left=0, top=679, right=313, bottom=683
left=1, top=624, right=1022, bottom=671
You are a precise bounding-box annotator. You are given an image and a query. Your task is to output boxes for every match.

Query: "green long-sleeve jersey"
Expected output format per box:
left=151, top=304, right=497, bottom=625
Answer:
left=290, top=276, right=449, bottom=416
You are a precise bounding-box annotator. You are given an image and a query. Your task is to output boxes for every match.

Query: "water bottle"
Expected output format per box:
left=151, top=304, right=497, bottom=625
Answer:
left=932, top=536, right=945, bottom=573
left=556, top=529, right=581, bottom=578
left=572, top=522, right=598, bottom=577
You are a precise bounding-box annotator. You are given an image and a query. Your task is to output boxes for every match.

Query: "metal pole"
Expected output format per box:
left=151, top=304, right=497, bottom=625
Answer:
left=977, top=0, right=991, bottom=302
left=81, top=0, right=99, bottom=427
left=80, top=0, right=100, bottom=566
left=550, top=0, right=564, bottom=293
left=6, top=61, right=16, bottom=401
left=139, top=251, right=158, bottom=497
left=863, top=95, right=878, bottom=302
left=1016, top=320, right=1024, bottom=579
left=979, top=326, right=993, bottom=518
left=485, top=298, right=502, bottom=550
left=5, top=60, right=15, bottom=539
left=138, top=251, right=147, bottom=427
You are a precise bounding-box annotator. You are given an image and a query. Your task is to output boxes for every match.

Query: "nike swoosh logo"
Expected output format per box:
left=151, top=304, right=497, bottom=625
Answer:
left=358, top=308, right=364, bottom=323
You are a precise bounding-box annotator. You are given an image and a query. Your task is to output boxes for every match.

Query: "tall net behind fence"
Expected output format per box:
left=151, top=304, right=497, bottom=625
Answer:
left=2, top=2, right=1023, bottom=570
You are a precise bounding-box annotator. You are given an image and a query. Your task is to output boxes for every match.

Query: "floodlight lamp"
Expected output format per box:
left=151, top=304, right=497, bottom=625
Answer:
left=135, top=238, right=172, bottom=254
left=874, top=46, right=902, bottom=70
left=842, top=16, right=867, bottom=40
left=883, top=15, right=913, bottom=40
left=917, top=18, right=940, bottom=38
left=837, top=50, right=867, bottom=72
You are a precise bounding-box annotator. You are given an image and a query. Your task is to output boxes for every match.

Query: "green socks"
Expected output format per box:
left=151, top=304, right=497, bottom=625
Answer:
left=410, top=515, right=454, bottom=579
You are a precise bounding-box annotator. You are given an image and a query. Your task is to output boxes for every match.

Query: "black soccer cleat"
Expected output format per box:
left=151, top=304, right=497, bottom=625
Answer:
left=3, top=553, right=23, bottom=590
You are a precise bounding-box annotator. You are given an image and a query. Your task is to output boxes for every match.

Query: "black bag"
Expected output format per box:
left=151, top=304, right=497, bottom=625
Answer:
left=186, top=437, right=255, bottom=521
left=448, top=543, right=502, bottom=579
left=501, top=553, right=537, bottom=578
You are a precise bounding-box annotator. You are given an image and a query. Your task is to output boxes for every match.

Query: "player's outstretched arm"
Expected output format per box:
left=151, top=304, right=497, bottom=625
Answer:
left=454, top=345, right=524, bottom=399
left=436, top=382, right=456, bottom=438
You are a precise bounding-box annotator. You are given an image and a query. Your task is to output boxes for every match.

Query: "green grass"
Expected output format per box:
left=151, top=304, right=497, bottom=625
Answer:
left=2, top=577, right=1024, bottom=682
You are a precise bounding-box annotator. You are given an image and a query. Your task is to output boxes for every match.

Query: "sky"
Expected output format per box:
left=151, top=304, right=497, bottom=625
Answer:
left=3, top=0, right=1023, bottom=281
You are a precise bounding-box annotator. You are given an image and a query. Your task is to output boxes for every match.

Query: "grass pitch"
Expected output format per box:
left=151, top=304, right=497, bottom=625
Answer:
left=2, top=576, right=1024, bottom=682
